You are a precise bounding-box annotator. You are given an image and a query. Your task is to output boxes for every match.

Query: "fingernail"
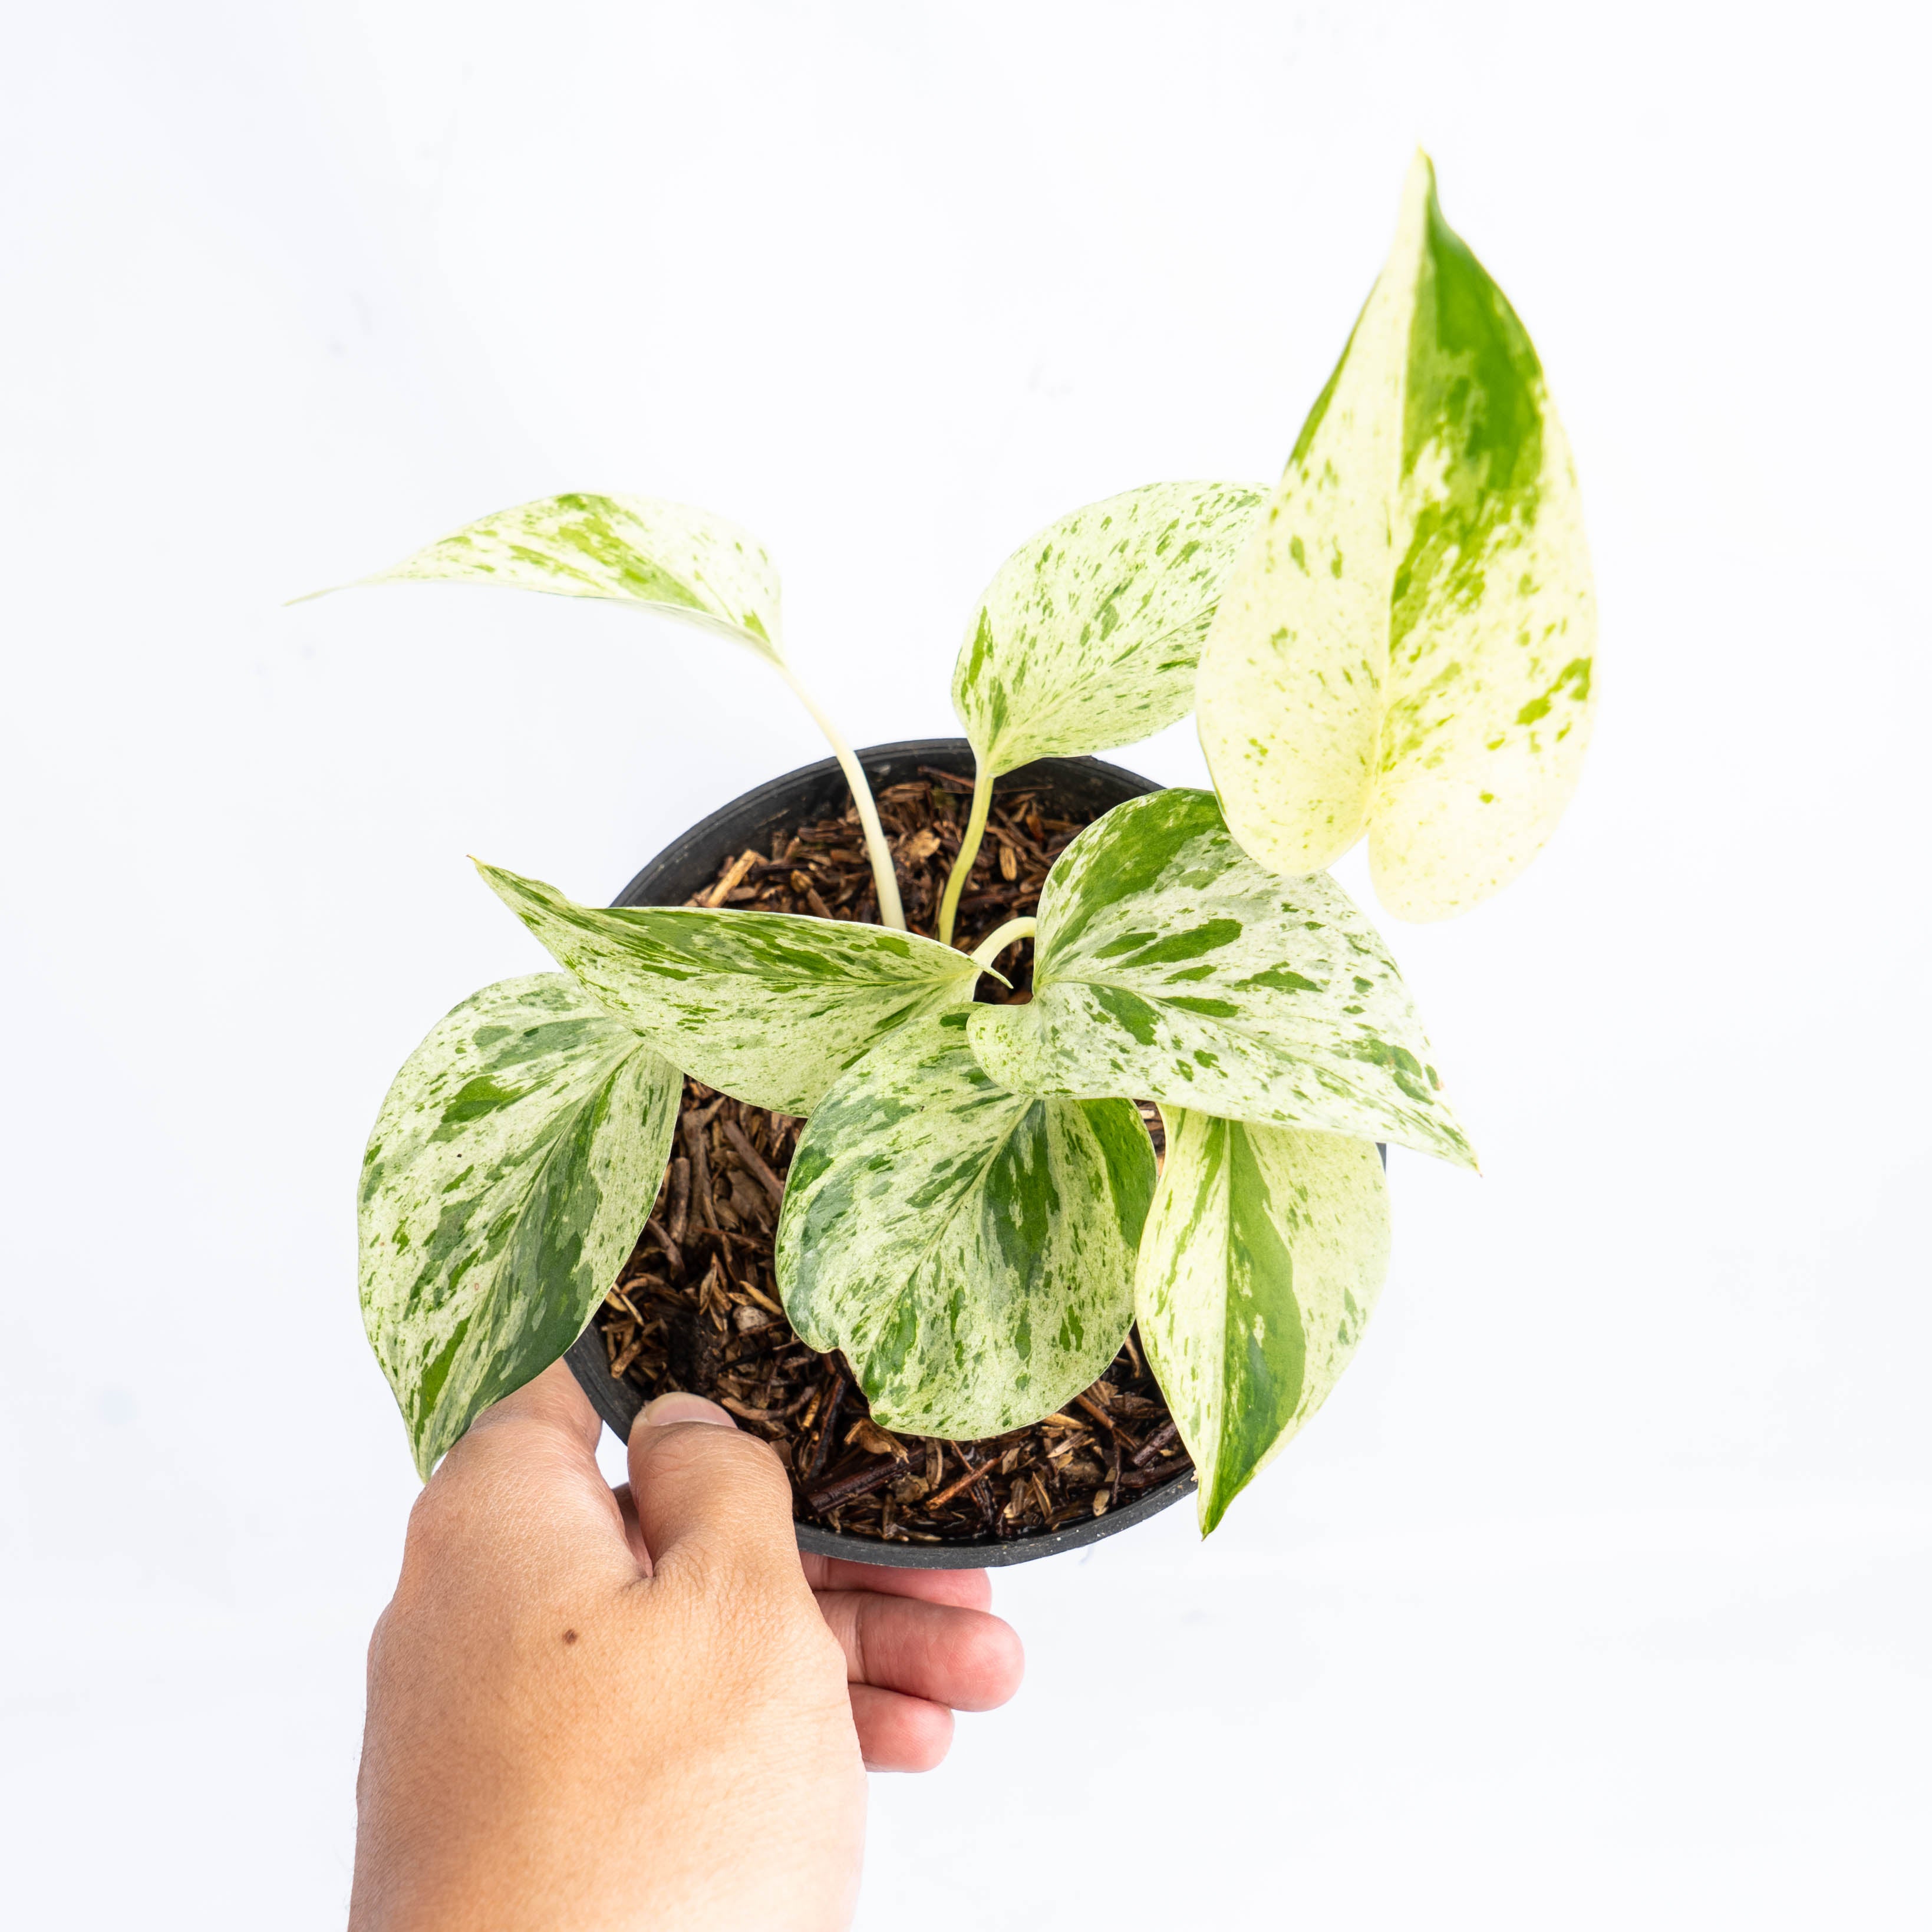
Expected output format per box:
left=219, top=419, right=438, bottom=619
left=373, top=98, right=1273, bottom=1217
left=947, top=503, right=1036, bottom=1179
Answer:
left=637, top=1392, right=737, bottom=1430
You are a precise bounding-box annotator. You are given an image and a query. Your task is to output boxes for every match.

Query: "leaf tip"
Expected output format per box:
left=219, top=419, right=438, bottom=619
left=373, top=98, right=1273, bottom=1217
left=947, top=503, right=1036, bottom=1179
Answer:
left=469, top=855, right=520, bottom=901
left=1196, top=1483, right=1231, bottom=1537
left=1405, top=146, right=1438, bottom=205
left=1390, top=147, right=1441, bottom=257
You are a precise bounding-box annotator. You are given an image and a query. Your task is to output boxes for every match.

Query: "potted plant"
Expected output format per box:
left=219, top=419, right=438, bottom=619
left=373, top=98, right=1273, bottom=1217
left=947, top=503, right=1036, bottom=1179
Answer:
left=321, top=153, right=1595, bottom=1560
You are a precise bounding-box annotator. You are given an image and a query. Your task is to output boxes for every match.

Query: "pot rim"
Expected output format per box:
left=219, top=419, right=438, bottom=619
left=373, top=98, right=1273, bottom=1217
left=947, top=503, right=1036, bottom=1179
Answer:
left=563, top=736, right=1198, bottom=1569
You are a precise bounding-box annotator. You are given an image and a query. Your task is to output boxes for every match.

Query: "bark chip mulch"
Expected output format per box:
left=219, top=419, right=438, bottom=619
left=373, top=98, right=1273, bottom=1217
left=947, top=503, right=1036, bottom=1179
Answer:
left=590, top=772, right=1192, bottom=1547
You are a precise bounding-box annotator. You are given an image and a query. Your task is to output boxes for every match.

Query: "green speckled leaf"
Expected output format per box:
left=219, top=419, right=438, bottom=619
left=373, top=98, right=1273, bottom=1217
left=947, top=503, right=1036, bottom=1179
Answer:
left=477, top=864, right=979, bottom=1116
left=951, top=482, right=1268, bottom=774
left=967, top=790, right=1475, bottom=1168
left=1197, top=153, right=1596, bottom=919
left=1138, top=1112, right=1389, bottom=1532
left=774, top=1013, right=1155, bottom=1438
left=359, top=974, right=681, bottom=1478
left=312, top=492, right=784, bottom=662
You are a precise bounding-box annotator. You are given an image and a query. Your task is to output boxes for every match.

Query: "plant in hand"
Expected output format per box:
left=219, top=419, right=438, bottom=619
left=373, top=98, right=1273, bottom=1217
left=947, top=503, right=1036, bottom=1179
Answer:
left=324, top=155, right=1595, bottom=1537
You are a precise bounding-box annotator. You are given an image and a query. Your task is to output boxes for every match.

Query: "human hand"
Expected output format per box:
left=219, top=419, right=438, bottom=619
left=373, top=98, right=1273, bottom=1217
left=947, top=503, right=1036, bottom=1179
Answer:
left=350, top=1363, right=1024, bottom=1930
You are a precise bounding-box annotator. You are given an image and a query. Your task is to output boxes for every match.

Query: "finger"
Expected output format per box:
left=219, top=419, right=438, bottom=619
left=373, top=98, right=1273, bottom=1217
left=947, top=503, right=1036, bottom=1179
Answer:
left=467, top=1355, right=603, bottom=1455
left=800, top=1554, right=994, bottom=1611
left=405, top=1360, right=633, bottom=1590
left=625, top=1391, right=802, bottom=1592
left=813, top=1591, right=1024, bottom=1712
left=847, top=1686, right=954, bottom=1773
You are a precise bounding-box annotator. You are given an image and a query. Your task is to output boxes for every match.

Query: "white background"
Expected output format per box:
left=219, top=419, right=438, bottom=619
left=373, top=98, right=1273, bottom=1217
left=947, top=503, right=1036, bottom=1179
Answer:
left=4, top=3, right=1927, bottom=1925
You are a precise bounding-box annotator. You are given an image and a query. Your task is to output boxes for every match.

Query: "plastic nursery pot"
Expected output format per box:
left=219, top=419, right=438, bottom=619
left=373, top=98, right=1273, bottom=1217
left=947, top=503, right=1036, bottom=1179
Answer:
left=565, top=737, right=1199, bottom=1568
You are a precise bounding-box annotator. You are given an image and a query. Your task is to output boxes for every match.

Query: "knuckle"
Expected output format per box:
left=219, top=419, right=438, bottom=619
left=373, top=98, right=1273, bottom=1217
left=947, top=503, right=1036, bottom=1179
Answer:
left=799, top=1616, right=850, bottom=1687
left=721, top=1593, right=843, bottom=1698
left=400, top=1483, right=457, bottom=1567
left=364, top=1604, right=393, bottom=1683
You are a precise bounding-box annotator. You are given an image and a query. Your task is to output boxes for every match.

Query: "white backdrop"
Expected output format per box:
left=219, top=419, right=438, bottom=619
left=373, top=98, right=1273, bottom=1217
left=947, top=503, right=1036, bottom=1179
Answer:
left=4, top=3, right=1927, bottom=1925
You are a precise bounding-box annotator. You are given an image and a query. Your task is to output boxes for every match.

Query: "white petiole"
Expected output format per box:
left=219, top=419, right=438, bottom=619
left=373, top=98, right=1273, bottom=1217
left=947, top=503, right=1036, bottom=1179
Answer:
left=968, top=916, right=1037, bottom=987
left=776, top=662, right=906, bottom=931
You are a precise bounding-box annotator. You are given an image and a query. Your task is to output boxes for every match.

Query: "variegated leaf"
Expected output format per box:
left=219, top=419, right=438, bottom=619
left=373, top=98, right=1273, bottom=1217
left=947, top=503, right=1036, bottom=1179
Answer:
left=951, top=482, right=1268, bottom=774
left=1138, top=1112, right=1389, bottom=1532
left=774, top=1011, right=1155, bottom=1438
left=359, top=974, right=681, bottom=1478
left=1197, top=152, right=1597, bottom=919
left=312, top=492, right=784, bottom=662
left=966, top=789, right=1475, bottom=1168
left=477, top=863, right=980, bottom=1116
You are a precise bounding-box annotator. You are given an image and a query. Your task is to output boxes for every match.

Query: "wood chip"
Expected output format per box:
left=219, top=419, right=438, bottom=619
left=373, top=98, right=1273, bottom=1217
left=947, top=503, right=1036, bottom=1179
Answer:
left=802, top=1367, right=848, bottom=1485
left=918, top=764, right=978, bottom=793
left=645, top=1216, right=683, bottom=1275
left=924, top=1448, right=997, bottom=1511
left=843, top=1417, right=907, bottom=1462
left=665, top=1156, right=691, bottom=1246
left=807, top=1456, right=899, bottom=1513
left=720, top=1393, right=786, bottom=1422
left=684, top=1112, right=718, bottom=1229
left=699, top=848, right=761, bottom=907
left=733, top=1275, right=784, bottom=1317
left=1130, top=1420, right=1180, bottom=1466
left=1074, top=1391, right=1121, bottom=1438
left=721, top=1119, right=786, bottom=1208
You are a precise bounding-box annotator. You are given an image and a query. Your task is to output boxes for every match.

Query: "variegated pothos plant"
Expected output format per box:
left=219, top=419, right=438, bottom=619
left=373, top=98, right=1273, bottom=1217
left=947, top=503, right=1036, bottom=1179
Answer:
left=330, top=154, right=1595, bottom=1532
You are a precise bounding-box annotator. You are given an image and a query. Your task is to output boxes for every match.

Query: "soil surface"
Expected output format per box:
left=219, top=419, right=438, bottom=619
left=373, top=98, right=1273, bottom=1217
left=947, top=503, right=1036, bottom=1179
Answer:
left=589, top=770, right=1193, bottom=1546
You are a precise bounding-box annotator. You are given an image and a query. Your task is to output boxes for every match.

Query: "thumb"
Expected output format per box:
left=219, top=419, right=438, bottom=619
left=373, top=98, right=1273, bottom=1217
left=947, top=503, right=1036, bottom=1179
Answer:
left=626, top=1391, right=803, bottom=1590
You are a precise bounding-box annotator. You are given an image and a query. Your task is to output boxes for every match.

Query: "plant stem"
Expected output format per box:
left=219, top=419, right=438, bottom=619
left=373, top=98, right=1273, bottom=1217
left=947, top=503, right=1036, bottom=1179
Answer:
left=776, top=663, right=906, bottom=931
left=937, top=764, right=993, bottom=948
left=969, top=916, right=1036, bottom=975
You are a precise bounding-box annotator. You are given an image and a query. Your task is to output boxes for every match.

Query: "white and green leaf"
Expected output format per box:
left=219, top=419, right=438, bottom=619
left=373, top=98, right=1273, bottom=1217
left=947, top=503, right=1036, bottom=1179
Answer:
left=358, top=974, right=681, bottom=1479
left=1196, top=151, right=1597, bottom=918
left=1138, top=1112, right=1390, bottom=1532
left=966, top=789, right=1475, bottom=1168
left=477, top=863, right=980, bottom=1116
left=307, top=492, right=784, bottom=662
left=774, top=1012, right=1155, bottom=1438
left=951, top=482, right=1268, bottom=775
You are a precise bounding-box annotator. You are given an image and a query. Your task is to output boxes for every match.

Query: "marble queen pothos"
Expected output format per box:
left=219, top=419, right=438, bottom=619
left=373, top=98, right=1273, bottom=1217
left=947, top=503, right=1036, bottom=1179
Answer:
left=328, top=151, right=1594, bottom=1530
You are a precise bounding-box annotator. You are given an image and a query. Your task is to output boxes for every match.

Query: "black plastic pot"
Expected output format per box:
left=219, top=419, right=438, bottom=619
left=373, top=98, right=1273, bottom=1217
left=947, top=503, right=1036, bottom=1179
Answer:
left=565, top=736, right=1198, bottom=1568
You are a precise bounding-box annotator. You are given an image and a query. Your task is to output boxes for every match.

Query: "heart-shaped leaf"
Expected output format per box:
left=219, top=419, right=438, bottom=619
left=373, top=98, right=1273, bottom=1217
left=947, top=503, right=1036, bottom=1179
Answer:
left=307, top=492, right=784, bottom=660
left=359, top=974, right=681, bottom=1478
left=774, top=1012, right=1156, bottom=1438
left=966, top=789, right=1475, bottom=1168
left=1138, top=1112, right=1390, bottom=1532
left=1196, top=153, right=1597, bottom=919
left=951, top=482, right=1268, bottom=776
left=478, top=863, right=980, bottom=1116
left=299, top=492, right=923, bottom=927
